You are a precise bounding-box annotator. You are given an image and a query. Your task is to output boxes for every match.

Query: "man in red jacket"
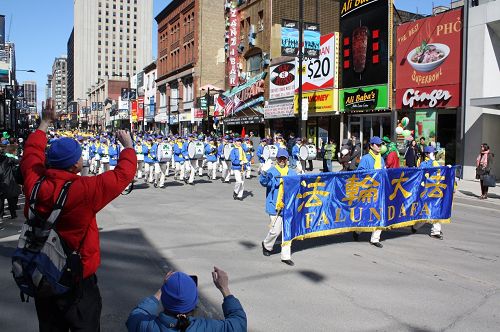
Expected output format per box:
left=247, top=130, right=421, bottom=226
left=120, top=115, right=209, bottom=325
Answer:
left=21, top=108, right=137, bottom=331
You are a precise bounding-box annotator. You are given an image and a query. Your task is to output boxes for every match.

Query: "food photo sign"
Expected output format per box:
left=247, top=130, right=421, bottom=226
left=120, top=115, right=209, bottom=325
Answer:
left=340, top=0, right=392, bottom=111
left=395, top=8, right=463, bottom=109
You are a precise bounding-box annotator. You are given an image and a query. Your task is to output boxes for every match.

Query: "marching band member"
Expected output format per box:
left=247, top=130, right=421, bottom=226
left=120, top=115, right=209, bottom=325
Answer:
left=260, top=148, right=297, bottom=266
left=198, top=134, right=205, bottom=177
left=135, top=136, right=145, bottom=178
left=91, top=137, right=101, bottom=175
left=152, top=135, right=162, bottom=186
left=183, top=135, right=197, bottom=185
left=173, top=136, right=186, bottom=181
left=78, top=136, right=91, bottom=176
left=108, top=139, right=120, bottom=171
left=219, top=137, right=232, bottom=183
left=205, top=137, right=218, bottom=180
left=353, top=136, right=385, bottom=248
left=144, top=137, right=156, bottom=183
left=274, top=134, right=287, bottom=150
left=230, top=138, right=247, bottom=200
left=292, top=138, right=304, bottom=174
left=243, top=138, right=253, bottom=179
left=256, top=138, right=267, bottom=174
left=154, top=135, right=170, bottom=188
left=412, top=146, right=444, bottom=240
left=98, top=137, right=110, bottom=174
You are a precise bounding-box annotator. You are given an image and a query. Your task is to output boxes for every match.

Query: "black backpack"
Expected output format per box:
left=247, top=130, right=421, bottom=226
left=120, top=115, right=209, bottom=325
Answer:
left=11, top=178, right=85, bottom=301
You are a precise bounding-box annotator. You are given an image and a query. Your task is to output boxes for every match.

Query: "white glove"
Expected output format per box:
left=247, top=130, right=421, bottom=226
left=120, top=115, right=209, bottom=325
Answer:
left=261, top=159, right=273, bottom=172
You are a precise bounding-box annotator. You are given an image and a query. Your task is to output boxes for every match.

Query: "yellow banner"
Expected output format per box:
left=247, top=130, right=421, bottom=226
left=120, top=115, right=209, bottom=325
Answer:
left=294, top=89, right=338, bottom=113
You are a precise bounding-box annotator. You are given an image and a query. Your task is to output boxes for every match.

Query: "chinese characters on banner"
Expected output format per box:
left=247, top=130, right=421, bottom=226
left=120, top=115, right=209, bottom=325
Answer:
left=281, top=167, right=456, bottom=243
left=227, top=8, right=240, bottom=87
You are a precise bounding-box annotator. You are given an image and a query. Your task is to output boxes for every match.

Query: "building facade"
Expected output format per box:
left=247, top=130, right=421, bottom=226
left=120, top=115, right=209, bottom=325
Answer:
left=51, top=56, right=68, bottom=114
left=155, top=0, right=226, bottom=134
left=23, top=80, right=37, bottom=113
left=72, top=0, right=153, bottom=125
left=0, top=42, right=16, bottom=133
left=143, top=60, right=157, bottom=131
left=463, top=0, right=500, bottom=179
left=87, top=77, right=129, bottom=130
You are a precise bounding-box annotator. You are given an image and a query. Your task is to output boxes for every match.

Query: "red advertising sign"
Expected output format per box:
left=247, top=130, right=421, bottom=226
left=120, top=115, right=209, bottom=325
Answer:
left=137, top=97, right=144, bottom=121
left=227, top=8, right=240, bottom=87
left=131, top=100, right=138, bottom=122
left=396, top=8, right=463, bottom=109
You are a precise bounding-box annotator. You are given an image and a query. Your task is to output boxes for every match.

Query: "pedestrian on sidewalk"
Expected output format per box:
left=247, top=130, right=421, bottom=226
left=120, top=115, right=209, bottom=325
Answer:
left=323, top=138, right=337, bottom=172
left=0, top=144, right=21, bottom=219
left=126, top=267, right=247, bottom=332
left=476, top=143, right=494, bottom=199
left=20, top=107, right=137, bottom=331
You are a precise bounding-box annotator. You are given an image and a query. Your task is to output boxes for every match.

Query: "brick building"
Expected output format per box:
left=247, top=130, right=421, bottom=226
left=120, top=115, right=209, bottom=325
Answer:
left=155, top=0, right=226, bottom=134
left=87, top=78, right=129, bottom=130
left=222, top=0, right=341, bottom=138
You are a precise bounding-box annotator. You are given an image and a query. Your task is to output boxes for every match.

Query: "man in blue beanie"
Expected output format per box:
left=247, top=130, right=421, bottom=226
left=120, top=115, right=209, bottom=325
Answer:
left=20, top=107, right=137, bottom=331
left=126, top=267, right=247, bottom=331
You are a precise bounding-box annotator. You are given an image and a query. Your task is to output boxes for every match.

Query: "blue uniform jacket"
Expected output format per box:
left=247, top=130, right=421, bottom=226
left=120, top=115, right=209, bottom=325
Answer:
left=419, top=159, right=439, bottom=168
left=357, top=153, right=386, bottom=170
left=205, top=144, right=218, bottom=162
left=126, top=295, right=246, bottom=332
left=218, top=144, right=226, bottom=161
left=89, top=144, right=97, bottom=158
left=292, top=145, right=301, bottom=161
left=259, top=166, right=297, bottom=215
left=230, top=147, right=245, bottom=170
left=97, top=144, right=109, bottom=157
left=256, top=145, right=265, bottom=163
left=173, top=143, right=185, bottom=164
left=109, top=145, right=120, bottom=166
left=182, top=141, right=190, bottom=160
left=144, top=144, right=155, bottom=164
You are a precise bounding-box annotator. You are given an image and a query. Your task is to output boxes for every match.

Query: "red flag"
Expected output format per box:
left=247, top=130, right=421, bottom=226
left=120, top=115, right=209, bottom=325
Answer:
left=241, top=127, right=246, bottom=138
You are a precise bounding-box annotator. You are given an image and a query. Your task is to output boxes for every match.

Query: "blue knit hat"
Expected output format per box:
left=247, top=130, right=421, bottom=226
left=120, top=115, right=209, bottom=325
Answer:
left=47, top=138, right=82, bottom=169
left=161, top=272, right=198, bottom=314
left=277, top=148, right=289, bottom=159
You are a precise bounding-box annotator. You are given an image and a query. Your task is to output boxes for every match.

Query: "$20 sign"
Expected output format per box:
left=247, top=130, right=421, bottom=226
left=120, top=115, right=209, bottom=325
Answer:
left=295, top=33, right=339, bottom=92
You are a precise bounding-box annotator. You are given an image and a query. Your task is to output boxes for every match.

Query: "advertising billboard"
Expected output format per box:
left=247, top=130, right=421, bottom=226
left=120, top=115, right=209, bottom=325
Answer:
left=395, top=8, right=463, bottom=109
left=340, top=0, right=390, bottom=90
left=339, top=84, right=388, bottom=112
left=227, top=8, right=240, bottom=87
left=294, top=90, right=338, bottom=113
left=281, top=20, right=299, bottom=57
left=270, top=62, right=295, bottom=99
left=295, top=33, right=339, bottom=92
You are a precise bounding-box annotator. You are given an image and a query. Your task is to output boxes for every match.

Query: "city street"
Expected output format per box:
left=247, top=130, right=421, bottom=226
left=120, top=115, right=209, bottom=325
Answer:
left=1, top=163, right=499, bottom=331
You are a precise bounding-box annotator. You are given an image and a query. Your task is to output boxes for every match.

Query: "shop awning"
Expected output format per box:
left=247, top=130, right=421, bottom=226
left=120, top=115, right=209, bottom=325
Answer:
left=470, top=97, right=500, bottom=111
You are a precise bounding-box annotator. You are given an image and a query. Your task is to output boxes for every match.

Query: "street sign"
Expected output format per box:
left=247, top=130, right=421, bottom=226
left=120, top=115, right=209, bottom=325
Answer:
left=197, top=96, right=208, bottom=110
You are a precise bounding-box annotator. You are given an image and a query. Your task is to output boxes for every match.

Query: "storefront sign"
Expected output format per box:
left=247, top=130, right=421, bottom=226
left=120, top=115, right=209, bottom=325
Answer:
left=340, top=84, right=388, bottom=112
left=281, top=20, right=299, bottom=57
left=264, top=101, right=294, bottom=119
left=137, top=97, right=144, bottom=121
left=131, top=100, right=138, bottom=122
left=396, top=8, right=462, bottom=109
left=192, top=108, right=204, bottom=119
left=340, top=0, right=391, bottom=89
left=270, top=62, right=295, bottom=99
left=227, top=8, right=240, bottom=87
left=296, top=33, right=339, bottom=92
left=223, top=115, right=264, bottom=125
left=294, top=89, right=338, bottom=113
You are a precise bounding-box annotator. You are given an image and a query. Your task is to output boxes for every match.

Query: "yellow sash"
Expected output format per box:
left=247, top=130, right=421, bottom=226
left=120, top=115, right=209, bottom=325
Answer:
left=275, top=165, right=289, bottom=211
left=237, top=146, right=248, bottom=164
left=369, top=150, right=382, bottom=169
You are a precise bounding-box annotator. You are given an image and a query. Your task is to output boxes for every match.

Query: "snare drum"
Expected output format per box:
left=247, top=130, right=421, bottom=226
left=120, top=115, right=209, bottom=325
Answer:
left=158, top=143, right=172, bottom=162
left=299, top=144, right=316, bottom=160
left=262, top=145, right=278, bottom=161
left=223, top=144, right=234, bottom=160
left=188, top=141, right=205, bottom=159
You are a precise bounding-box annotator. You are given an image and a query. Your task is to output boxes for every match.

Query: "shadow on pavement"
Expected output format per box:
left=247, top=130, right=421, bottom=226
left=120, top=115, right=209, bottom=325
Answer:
left=0, top=227, right=223, bottom=331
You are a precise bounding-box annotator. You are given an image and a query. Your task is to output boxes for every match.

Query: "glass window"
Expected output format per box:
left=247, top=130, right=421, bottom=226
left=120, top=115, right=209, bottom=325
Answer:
left=246, top=53, right=262, bottom=76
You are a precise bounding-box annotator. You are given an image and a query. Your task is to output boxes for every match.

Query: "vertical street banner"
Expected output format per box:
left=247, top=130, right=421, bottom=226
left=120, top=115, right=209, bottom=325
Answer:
left=395, top=8, right=463, bottom=109
left=137, top=97, right=144, bottom=121
left=340, top=0, right=392, bottom=111
left=131, top=100, right=138, bottom=123
left=281, top=20, right=299, bottom=57
left=281, top=167, right=456, bottom=243
left=304, top=23, right=321, bottom=58
left=228, top=8, right=240, bottom=87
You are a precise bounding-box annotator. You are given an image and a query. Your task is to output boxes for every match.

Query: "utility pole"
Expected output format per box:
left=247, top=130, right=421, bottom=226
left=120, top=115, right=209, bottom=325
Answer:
left=298, top=0, right=305, bottom=138
left=168, top=95, right=171, bottom=136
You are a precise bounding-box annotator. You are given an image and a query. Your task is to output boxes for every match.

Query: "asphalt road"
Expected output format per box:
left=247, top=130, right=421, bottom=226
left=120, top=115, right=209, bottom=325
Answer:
left=1, top=171, right=499, bottom=331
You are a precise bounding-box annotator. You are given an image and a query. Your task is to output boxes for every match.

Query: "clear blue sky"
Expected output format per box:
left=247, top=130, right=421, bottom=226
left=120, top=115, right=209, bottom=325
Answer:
left=0, top=0, right=453, bottom=110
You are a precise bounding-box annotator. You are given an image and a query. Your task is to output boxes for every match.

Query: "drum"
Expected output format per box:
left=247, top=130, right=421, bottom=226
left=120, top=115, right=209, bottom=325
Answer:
left=263, top=145, right=278, bottom=161
left=158, top=143, right=172, bottom=162
left=223, top=144, right=234, bottom=160
left=299, top=144, right=316, bottom=160
left=101, top=155, right=110, bottom=163
left=188, top=141, right=204, bottom=159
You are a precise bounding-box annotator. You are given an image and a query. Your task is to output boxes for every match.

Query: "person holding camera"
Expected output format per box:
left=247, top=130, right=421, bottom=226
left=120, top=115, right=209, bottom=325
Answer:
left=20, top=107, right=137, bottom=331
left=126, top=267, right=247, bottom=332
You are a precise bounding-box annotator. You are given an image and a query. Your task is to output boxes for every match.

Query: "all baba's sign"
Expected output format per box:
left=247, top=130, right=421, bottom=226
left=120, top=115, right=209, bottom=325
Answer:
left=396, top=8, right=463, bottom=109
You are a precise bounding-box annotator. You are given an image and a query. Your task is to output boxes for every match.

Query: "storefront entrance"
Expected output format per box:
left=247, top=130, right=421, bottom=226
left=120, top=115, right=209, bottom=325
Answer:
left=347, top=114, right=391, bottom=154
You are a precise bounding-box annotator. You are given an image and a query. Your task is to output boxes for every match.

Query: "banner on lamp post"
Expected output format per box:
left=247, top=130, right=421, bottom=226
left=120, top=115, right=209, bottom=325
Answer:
left=301, top=98, right=308, bottom=121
